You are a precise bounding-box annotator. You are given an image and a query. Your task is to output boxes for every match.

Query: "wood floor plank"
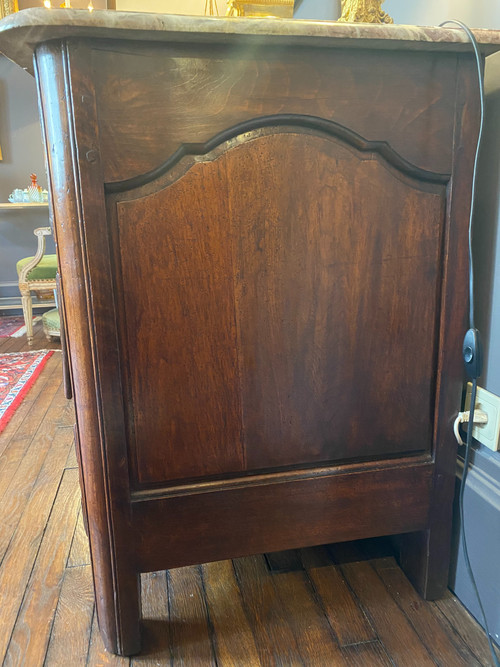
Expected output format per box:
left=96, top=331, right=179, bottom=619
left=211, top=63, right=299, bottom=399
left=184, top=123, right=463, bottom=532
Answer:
left=87, top=614, right=130, bottom=666
left=3, top=468, right=82, bottom=666
left=0, top=423, right=74, bottom=662
left=0, top=427, right=59, bottom=562
left=202, top=560, right=260, bottom=666
left=67, top=509, right=91, bottom=569
left=168, top=564, right=216, bottom=666
left=0, top=321, right=60, bottom=355
left=333, top=554, right=436, bottom=667
left=0, top=328, right=25, bottom=353
left=0, top=352, right=60, bottom=455
left=0, top=356, right=61, bottom=495
left=0, top=334, right=16, bottom=354
left=233, top=554, right=303, bottom=666
left=373, top=557, right=483, bottom=667
left=65, top=440, right=78, bottom=469
left=44, top=564, right=94, bottom=666
left=0, top=321, right=34, bottom=354
left=300, top=546, right=377, bottom=647
left=434, top=590, right=500, bottom=666
left=131, top=571, right=170, bottom=666
left=340, top=640, right=394, bottom=667
left=271, top=569, right=346, bottom=665
left=264, top=549, right=303, bottom=573
left=0, top=372, right=71, bottom=563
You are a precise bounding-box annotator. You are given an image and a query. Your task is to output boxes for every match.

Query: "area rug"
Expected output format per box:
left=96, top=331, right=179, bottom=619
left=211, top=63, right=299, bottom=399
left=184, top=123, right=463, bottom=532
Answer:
left=0, top=350, right=54, bottom=434
left=0, top=316, right=42, bottom=338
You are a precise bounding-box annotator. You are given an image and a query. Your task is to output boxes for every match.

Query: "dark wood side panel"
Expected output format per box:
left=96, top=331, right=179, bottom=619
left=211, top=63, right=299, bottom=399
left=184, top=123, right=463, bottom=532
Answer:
left=131, top=461, right=433, bottom=574
left=37, top=40, right=142, bottom=655
left=90, top=41, right=458, bottom=183
left=112, top=130, right=445, bottom=487
left=35, top=43, right=126, bottom=653
left=396, top=55, right=478, bottom=599
left=113, top=165, right=245, bottom=484
left=228, top=132, right=445, bottom=471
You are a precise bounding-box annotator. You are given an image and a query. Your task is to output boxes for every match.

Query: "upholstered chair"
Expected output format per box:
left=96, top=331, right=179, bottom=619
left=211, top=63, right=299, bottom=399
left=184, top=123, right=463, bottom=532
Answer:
left=16, top=227, right=57, bottom=345
left=42, top=307, right=60, bottom=341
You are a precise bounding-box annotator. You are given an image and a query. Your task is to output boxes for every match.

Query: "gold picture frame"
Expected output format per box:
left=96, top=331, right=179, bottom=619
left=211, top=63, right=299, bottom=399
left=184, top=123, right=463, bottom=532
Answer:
left=0, top=0, right=19, bottom=19
left=226, top=0, right=294, bottom=18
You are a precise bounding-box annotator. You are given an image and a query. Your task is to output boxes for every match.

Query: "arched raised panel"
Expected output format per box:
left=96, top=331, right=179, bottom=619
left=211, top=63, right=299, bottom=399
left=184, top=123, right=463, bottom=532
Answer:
left=92, top=43, right=458, bottom=183
left=109, top=129, right=446, bottom=488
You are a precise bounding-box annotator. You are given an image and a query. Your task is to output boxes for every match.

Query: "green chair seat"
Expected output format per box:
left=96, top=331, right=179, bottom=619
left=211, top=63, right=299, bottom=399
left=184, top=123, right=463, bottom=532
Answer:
left=16, top=254, right=57, bottom=281
left=42, top=307, right=60, bottom=331
left=42, top=308, right=60, bottom=340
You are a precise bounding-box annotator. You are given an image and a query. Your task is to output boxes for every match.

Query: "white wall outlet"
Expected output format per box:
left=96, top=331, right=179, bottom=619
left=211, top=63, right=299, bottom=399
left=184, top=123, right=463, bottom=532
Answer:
left=464, top=383, right=500, bottom=452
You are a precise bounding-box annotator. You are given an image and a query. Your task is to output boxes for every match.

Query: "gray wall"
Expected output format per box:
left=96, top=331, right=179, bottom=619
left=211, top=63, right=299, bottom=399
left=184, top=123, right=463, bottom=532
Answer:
left=478, top=55, right=500, bottom=394
left=294, top=0, right=338, bottom=20
left=0, top=55, right=54, bottom=307
left=384, top=0, right=500, bottom=28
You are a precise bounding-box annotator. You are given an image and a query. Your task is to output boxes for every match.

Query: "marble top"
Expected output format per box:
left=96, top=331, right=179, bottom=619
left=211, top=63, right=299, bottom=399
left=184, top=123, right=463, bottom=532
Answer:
left=2, top=8, right=500, bottom=72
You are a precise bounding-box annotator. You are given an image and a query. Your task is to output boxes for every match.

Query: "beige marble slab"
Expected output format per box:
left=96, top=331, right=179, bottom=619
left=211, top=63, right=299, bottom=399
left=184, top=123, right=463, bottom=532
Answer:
left=1, top=7, right=500, bottom=72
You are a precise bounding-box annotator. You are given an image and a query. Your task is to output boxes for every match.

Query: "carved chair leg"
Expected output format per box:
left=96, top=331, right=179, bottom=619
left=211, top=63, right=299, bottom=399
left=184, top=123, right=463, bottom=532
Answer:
left=20, top=291, right=34, bottom=345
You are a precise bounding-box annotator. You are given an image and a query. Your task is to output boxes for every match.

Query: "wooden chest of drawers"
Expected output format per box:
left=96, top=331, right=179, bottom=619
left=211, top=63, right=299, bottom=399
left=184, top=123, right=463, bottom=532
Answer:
left=3, top=9, right=500, bottom=655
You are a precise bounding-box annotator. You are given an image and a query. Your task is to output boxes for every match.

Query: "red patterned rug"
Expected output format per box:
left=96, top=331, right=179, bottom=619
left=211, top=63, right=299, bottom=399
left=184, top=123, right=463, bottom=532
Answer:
left=0, top=316, right=41, bottom=338
left=0, top=350, right=54, bottom=434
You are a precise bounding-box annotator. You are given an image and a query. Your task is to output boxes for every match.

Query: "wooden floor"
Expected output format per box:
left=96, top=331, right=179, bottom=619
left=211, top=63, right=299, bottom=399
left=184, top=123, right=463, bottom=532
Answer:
left=1, top=321, right=499, bottom=666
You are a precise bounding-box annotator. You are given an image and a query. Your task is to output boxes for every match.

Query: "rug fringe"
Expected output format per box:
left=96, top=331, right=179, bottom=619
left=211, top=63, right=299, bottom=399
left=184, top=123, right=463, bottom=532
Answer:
left=0, top=349, right=61, bottom=356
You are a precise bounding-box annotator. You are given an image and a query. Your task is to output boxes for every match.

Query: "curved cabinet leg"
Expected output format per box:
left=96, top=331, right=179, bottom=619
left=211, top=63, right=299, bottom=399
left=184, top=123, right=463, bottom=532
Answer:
left=93, top=564, right=142, bottom=656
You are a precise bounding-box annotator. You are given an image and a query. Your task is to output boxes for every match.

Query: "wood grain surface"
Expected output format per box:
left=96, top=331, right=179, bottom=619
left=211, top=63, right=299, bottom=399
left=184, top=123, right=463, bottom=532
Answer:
left=233, top=555, right=302, bottom=665
left=43, top=564, right=95, bottom=666
left=331, top=549, right=436, bottom=667
left=167, top=566, right=216, bottom=666
left=114, top=131, right=445, bottom=486
left=202, top=560, right=261, bottom=666
left=92, top=43, right=458, bottom=183
left=301, top=545, right=377, bottom=646
left=372, top=556, right=483, bottom=666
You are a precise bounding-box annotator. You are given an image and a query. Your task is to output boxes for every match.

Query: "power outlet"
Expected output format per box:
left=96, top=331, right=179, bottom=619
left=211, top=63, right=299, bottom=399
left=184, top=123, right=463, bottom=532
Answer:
left=464, top=383, right=500, bottom=452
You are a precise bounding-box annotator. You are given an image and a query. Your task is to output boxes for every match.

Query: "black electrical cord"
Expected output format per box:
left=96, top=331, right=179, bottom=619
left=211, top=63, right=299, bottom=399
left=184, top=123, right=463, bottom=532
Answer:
left=441, top=20, right=485, bottom=330
left=440, top=19, right=500, bottom=667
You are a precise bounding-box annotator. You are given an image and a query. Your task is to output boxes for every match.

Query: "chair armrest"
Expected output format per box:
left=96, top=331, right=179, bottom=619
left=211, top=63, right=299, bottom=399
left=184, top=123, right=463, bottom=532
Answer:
left=34, top=226, right=52, bottom=237
left=18, top=227, right=52, bottom=283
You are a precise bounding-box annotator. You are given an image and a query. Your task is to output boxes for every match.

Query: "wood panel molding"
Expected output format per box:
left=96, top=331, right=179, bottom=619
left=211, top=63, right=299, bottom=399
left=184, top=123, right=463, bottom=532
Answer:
left=106, top=114, right=451, bottom=194
left=108, top=131, right=446, bottom=488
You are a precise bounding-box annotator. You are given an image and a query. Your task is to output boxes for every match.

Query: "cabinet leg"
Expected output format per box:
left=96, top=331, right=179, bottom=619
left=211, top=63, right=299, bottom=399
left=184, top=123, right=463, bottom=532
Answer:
left=94, top=566, right=142, bottom=656
left=395, top=526, right=451, bottom=600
